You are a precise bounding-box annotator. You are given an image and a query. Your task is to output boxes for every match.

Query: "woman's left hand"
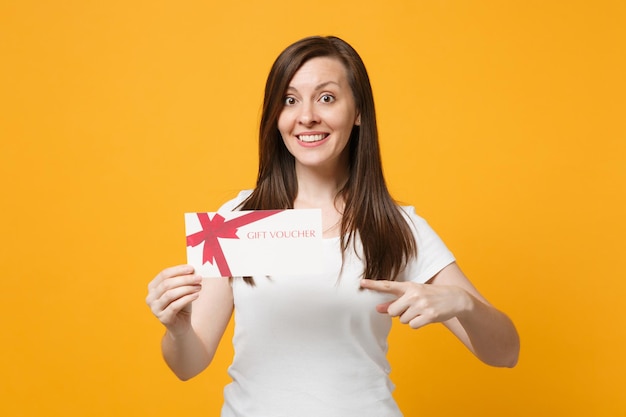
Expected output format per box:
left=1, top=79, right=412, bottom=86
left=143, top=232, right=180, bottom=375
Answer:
left=359, top=279, right=472, bottom=329
left=361, top=263, right=520, bottom=367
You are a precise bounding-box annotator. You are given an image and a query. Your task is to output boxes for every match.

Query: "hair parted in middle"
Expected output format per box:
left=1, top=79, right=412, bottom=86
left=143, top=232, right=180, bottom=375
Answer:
left=241, top=35, right=417, bottom=282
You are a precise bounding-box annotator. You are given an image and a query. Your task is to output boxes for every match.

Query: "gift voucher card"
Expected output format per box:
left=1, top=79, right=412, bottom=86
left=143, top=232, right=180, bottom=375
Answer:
left=185, top=209, right=323, bottom=278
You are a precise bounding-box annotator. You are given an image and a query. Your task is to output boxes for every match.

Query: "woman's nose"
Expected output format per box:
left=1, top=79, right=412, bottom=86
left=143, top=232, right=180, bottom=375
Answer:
left=297, top=103, right=319, bottom=126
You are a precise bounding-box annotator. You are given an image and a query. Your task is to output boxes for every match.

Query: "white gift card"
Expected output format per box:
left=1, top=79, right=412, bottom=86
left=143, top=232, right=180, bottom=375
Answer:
left=185, top=209, right=322, bottom=277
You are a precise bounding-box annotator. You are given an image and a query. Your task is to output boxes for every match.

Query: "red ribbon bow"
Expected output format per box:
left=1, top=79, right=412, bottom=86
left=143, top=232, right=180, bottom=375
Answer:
left=186, top=210, right=281, bottom=277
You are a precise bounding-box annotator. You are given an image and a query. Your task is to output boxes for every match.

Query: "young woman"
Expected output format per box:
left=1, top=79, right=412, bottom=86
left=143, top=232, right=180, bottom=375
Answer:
left=146, top=36, right=520, bottom=417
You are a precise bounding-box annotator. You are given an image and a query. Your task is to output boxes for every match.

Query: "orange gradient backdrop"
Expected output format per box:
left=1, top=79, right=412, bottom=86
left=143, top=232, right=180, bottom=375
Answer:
left=1, top=1, right=624, bottom=416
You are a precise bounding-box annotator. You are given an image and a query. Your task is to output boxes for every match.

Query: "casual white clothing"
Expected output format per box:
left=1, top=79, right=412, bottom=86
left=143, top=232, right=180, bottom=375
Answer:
left=218, top=190, right=455, bottom=417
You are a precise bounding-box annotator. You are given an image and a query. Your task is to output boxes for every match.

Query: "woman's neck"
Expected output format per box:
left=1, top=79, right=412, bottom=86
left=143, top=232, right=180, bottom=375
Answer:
left=293, top=163, right=348, bottom=238
left=294, top=165, right=348, bottom=238
left=293, top=164, right=348, bottom=207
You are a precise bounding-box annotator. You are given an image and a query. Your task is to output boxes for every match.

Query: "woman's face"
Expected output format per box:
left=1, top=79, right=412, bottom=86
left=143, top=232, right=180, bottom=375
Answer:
left=277, top=57, right=360, bottom=174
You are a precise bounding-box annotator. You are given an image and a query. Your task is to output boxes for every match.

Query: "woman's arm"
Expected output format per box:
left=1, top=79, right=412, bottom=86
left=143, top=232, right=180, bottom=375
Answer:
left=147, top=265, right=234, bottom=380
left=428, top=263, right=520, bottom=367
left=360, top=262, right=520, bottom=367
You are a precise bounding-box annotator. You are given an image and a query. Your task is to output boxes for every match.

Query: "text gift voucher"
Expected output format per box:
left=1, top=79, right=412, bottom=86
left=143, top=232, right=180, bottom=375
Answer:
left=185, top=209, right=322, bottom=278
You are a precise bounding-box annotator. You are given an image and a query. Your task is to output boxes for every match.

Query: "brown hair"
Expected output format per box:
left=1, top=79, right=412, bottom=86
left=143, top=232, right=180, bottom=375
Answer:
left=241, top=35, right=416, bottom=282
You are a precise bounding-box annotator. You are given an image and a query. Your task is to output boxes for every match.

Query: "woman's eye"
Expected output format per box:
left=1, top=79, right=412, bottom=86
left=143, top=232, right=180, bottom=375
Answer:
left=284, top=97, right=296, bottom=105
left=320, top=94, right=335, bottom=103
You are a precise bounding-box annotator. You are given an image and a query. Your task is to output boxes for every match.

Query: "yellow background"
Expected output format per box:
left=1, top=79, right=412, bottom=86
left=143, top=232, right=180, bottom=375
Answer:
left=1, top=1, right=624, bottom=416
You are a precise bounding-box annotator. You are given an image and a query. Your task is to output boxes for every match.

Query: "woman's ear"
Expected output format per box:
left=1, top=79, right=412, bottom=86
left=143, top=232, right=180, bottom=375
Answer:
left=355, top=114, right=361, bottom=126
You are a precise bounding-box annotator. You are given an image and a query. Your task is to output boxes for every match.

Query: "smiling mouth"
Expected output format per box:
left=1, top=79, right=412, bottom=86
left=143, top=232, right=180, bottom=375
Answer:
left=297, top=134, right=328, bottom=143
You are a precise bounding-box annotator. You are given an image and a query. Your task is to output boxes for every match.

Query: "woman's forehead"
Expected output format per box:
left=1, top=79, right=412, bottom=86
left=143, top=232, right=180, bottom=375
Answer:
left=288, top=57, right=349, bottom=89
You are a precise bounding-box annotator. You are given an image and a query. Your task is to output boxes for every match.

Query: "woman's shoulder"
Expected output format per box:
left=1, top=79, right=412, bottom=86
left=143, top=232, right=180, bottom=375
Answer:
left=396, top=204, right=446, bottom=241
left=217, top=189, right=253, bottom=212
left=397, top=204, right=428, bottom=227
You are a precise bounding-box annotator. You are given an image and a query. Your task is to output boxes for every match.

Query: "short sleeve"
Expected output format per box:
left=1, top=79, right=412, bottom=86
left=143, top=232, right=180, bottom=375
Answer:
left=397, top=206, right=456, bottom=284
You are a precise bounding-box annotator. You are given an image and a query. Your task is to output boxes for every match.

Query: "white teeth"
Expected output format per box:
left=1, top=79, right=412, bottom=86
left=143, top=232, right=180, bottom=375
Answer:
left=297, top=134, right=326, bottom=143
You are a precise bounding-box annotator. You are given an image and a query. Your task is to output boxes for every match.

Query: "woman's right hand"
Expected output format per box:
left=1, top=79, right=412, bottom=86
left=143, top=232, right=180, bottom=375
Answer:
left=146, top=264, right=203, bottom=335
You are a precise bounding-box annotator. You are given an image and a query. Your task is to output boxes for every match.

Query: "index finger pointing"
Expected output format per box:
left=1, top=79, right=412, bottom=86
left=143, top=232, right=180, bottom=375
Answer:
left=360, top=279, right=407, bottom=296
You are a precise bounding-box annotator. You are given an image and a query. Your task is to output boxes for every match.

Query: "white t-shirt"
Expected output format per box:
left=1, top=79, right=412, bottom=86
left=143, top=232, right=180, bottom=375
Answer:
left=218, top=191, right=455, bottom=417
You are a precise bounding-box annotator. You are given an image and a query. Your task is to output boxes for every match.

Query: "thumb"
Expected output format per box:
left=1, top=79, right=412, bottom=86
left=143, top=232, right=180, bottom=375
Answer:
left=375, top=300, right=394, bottom=314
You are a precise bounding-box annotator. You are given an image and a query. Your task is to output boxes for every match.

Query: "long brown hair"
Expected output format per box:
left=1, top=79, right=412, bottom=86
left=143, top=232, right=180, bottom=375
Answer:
left=241, top=36, right=416, bottom=281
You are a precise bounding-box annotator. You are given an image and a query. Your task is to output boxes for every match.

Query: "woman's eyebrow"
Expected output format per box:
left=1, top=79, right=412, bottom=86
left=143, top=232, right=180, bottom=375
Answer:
left=286, top=81, right=341, bottom=93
